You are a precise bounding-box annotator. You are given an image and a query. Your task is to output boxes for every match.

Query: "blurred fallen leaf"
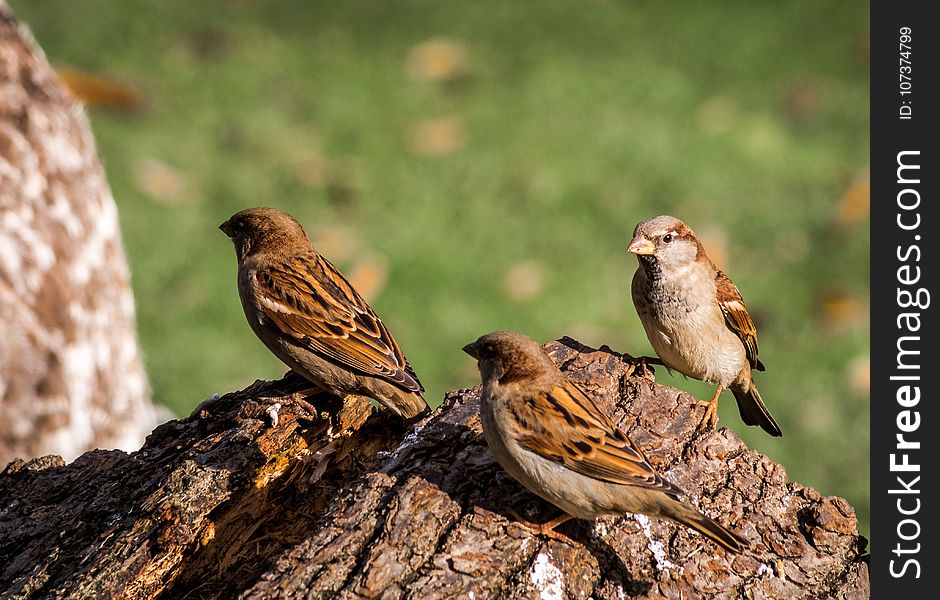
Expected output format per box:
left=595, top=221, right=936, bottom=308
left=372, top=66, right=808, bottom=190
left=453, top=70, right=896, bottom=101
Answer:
left=846, top=353, right=870, bottom=396
left=820, top=290, right=866, bottom=330
left=406, top=38, right=468, bottom=82
left=502, top=260, right=547, bottom=302
left=55, top=67, right=145, bottom=110
left=347, top=253, right=389, bottom=302
left=834, top=171, right=870, bottom=225
left=407, top=115, right=467, bottom=156
left=133, top=157, right=189, bottom=204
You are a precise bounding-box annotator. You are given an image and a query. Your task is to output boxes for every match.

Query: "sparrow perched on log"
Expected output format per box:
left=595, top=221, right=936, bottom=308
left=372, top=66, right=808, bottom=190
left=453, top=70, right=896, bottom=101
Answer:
left=220, top=207, right=430, bottom=420
left=463, top=331, right=747, bottom=553
left=628, top=215, right=781, bottom=437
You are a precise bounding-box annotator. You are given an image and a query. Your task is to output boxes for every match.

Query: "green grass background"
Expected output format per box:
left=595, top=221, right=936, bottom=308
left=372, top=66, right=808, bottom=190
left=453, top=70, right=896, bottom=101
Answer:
left=11, top=1, right=870, bottom=538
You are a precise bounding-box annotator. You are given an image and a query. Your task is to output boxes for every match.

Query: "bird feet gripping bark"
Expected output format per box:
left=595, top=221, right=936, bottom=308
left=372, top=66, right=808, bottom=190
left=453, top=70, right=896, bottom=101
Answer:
left=506, top=509, right=575, bottom=544
left=695, top=385, right=724, bottom=432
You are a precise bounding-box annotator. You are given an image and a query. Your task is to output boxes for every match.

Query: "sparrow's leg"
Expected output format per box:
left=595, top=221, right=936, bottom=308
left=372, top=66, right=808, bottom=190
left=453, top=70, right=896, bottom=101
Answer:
left=293, top=394, right=319, bottom=415
left=280, top=370, right=325, bottom=413
left=507, top=509, right=575, bottom=543
left=696, top=385, right=724, bottom=430
left=253, top=395, right=319, bottom=427
left=264, top=377, right=323, bottom=425
left=285, top=371, right=328, bottom=415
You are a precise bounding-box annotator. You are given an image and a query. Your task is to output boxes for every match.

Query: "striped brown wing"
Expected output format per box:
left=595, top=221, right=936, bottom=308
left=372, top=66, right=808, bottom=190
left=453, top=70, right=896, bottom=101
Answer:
left=715, top=270, right=764, bottom=371
left=254, top=253, right=423, bottom=392
left=515, top=379, right=682, bottom=496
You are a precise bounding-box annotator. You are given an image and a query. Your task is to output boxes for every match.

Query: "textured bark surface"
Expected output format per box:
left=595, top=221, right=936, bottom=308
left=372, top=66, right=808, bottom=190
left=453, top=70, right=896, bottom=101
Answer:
left=0, top=339, right=869, bottom=599
left=0, top=2, right=156, bottom=465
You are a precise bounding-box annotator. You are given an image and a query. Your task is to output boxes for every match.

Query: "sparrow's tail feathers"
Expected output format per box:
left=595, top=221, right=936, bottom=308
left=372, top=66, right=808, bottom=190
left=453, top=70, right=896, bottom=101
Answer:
left=732, top=381, right=782, bottom=437
left=661, top=498, right=748, bottom=554
left=382, top=390, right=431, bottom=421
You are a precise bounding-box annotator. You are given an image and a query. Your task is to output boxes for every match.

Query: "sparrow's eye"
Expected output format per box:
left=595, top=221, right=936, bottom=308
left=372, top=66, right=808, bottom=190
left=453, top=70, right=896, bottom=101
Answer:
left=662, top=233, right=674, bottom=243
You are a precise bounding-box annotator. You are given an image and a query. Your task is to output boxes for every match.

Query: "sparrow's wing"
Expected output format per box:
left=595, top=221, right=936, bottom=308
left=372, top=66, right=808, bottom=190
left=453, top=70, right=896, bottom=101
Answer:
left=513, top=379, right=683, bottom=496
left=715, top=270, right=764, bottom=371
left=253, top=253, right=423, bottom=392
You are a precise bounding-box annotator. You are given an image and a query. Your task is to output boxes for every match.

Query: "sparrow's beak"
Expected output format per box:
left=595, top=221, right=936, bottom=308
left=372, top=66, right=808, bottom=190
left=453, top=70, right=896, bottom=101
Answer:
left=627, top=236, right=655, bottom=255
left=462, top=342, right=479, bottom=359
left=219, top=220, right=233, bottom=237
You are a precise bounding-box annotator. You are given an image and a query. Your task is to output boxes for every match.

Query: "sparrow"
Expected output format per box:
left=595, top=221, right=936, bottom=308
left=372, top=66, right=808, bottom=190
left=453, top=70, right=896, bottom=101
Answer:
left=220, top=207, right=430, bottom=420
left=463, top=331, right=747, bottom=553
left=628, top=215, right=781, bottom=437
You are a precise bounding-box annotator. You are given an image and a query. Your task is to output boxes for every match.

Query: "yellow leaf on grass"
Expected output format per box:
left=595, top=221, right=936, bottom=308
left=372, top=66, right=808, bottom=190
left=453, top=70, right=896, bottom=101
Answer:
left=406, top=39, right=469, bottom=82
left=407, top=116, right=467, bottom=156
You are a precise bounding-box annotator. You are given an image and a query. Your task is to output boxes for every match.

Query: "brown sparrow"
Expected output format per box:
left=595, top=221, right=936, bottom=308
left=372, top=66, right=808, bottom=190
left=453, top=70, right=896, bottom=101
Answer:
left=463, top=331, right=747, bottom=553
left=628, top=215, right=781, bottom=436
left=220, top=208, right=430, bottom=420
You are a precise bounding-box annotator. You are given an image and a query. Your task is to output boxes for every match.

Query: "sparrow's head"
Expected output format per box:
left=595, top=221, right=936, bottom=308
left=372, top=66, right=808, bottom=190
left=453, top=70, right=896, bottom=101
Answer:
left=627, top=215, right=705, bottom=271
left=462, top=331, right=557, bottom=386
left=220, top=207, right=311, bottom=260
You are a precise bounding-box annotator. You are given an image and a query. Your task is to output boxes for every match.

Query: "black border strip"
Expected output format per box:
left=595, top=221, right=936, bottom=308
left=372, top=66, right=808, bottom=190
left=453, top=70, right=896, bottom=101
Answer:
left=871, top=1, right=936, bottom=594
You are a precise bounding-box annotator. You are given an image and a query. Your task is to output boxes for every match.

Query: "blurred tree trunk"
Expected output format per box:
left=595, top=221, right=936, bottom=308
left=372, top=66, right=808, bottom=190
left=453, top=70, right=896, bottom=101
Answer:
left=0, top=338, right=869, bottom=599
left=0, top=2, right=157, bottom=465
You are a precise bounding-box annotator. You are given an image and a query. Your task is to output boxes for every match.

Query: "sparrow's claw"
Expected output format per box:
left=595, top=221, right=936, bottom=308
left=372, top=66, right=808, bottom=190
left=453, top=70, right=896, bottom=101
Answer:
left=696, top=399, right=719, bottom=430
left=259, top=392, right=319, bottom=427
left=294, top=395, right=319, bottom=416
left=694, top=385, right=724, bottom=431
left=506, top=508, right=575, bottom=543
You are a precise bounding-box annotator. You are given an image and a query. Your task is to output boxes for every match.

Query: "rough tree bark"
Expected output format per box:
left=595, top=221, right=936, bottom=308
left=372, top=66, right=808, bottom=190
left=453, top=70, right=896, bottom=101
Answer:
left=0, top=2, right=157, bottom=465
left=0, top=338, right=869, bottom=599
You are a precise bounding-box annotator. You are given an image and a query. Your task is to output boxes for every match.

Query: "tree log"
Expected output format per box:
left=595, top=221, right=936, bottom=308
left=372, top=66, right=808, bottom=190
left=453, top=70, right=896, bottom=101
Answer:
left=0, top=338, right=869, bottom=599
